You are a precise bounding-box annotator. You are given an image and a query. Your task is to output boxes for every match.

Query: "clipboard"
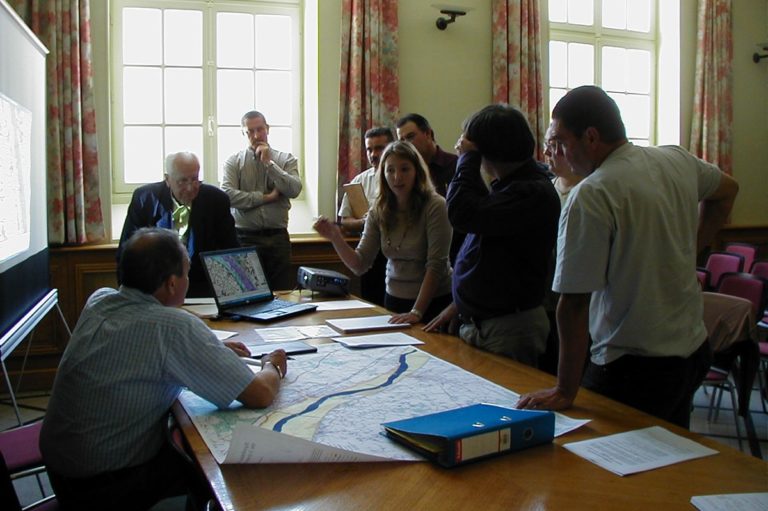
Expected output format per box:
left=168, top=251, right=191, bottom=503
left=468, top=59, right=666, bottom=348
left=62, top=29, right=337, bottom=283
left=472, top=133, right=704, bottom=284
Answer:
left=343, top=182, right=369, bottom=219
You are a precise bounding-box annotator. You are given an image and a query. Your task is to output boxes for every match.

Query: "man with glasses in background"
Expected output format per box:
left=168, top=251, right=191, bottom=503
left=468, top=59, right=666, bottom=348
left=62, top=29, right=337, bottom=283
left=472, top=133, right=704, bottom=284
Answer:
left=222, top=110, right=302, bottom=290
left=117, top=151, right=238, bottom=297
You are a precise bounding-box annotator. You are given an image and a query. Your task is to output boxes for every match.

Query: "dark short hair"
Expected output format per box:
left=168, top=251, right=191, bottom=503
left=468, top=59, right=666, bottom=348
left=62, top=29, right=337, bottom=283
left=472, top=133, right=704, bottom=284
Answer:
left=119, top=228, right=187, bottom=294
left=364, top=127, right=394, bottom=142
left=551, top=86, right=626, bottom=143
left=241, top=110, right=268, bottom=127
left=462, top=104, right=535, bottom=162
left=395, top=113, right=432, bottom=134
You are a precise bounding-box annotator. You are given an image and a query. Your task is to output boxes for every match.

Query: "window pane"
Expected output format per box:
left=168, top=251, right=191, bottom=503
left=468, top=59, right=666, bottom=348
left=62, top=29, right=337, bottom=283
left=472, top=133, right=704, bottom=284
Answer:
left=255, top=15, right=291, bottom=69
left=568, top=43, right=594, bottom=87
left=268, top=127, right=293, bottom=155
left=602, top=0, right=626, bottom=29
left=123, top=8, right=161, bottom=65
left=217, top=13, right=254, bottom=68
left=123, top=67, right=162, bottom=124
left=165, top=68, right=203, bottom=124
left=601, top=46, right=626, bottom=92
left=256, top=71, right=292, bottom=125
left=164, top=10, right=203, bottom=66
left=549, top=0, right=567, bottom=22
left=124, top=126, right=163, bottom=183
left=549, top=41, right=568, bottom=88
left=610, top=92, right=650, bottom=139
left=626, top=49, right=651, bottom=94
left=549, top=88, right=567, bottom=118
left=568, top=0, right=593, bottom=26
left=165, top=127, right=204, bottom=175
left=217, top=126, right=247, bottom=183
left=627, top=0, right=651, bottom=32
left=217, top=70, right=255, bottom=125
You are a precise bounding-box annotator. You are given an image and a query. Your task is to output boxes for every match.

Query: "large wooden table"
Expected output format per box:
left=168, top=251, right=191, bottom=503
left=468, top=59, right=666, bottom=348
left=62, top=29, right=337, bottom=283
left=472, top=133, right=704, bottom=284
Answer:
left=173, top=293, right=768, bottom=510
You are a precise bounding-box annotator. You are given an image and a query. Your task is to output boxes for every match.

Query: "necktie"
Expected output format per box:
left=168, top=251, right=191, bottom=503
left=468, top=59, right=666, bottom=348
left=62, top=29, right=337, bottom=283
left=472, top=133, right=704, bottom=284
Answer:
left=172, top=204, right=190, bottom=240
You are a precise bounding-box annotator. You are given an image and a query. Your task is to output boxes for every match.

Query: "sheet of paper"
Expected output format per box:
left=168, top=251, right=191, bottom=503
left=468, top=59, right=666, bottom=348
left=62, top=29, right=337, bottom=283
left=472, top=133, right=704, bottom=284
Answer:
left=250, top=326, right=306, bottom=343
left=313, top=300, right=376, bottom=311
left=182, top=304, right=219, bottom=318
left=563, top=426, right=718, bottom=476
left=691, top=493, right=768, bottom=511
left=333, top=332, right=424, bottom=348
left=298, top=325, right=339, bottom=338
left=211, top=329, right=237, bottom=341
left=223, top=424, right=394, bottom=464
left=184, top=297, right=215, bottom=305
left=551, top=413, right=591, bottom=437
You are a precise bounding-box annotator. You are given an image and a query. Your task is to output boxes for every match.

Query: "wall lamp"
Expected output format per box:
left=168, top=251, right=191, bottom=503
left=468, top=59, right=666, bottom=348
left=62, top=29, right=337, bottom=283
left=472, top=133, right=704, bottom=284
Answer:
left=753, top=45, right=768, bottom=63
left=433, top=4, right=469, bottom=31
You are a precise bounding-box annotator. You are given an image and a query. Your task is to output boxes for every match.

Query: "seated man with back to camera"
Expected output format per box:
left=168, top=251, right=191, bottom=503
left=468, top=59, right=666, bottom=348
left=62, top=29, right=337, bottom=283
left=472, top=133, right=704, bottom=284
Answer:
left=425, top=104, right=561, bottom=369
left=338, top=126, right=394, bottom=305
left=222, top=110, right=302, bottom=291
left=41, top=228, right=288, bottom=510
left=117, top=151, right=238, bottom=298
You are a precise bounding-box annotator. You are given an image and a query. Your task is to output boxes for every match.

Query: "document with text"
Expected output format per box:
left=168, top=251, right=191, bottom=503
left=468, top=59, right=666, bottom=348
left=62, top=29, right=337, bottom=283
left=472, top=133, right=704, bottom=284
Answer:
left=563, top=426, right=718, bottom=476
left=690, top=492, right=768, bottom=511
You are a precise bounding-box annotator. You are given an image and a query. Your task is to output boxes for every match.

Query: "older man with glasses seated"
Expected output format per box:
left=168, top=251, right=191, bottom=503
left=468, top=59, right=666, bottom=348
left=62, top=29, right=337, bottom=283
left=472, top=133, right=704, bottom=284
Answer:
left=117, top=151, right=239, bottom=297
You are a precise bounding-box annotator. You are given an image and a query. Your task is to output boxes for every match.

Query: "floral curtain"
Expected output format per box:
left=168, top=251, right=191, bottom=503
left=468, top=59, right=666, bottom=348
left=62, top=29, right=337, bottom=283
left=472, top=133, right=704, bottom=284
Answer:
left=690, top=0, right=732, bottom=175
left=337, top=0, right=399, bottom=202
left=491, top=0, right=545, bottom=160
left=10, top=0, right=104, bottom=244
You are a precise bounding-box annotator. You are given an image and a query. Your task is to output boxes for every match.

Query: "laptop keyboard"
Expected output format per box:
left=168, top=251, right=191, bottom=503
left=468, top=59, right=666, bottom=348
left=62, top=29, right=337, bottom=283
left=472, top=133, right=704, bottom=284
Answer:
left=236, top=298, right=296, bottom=315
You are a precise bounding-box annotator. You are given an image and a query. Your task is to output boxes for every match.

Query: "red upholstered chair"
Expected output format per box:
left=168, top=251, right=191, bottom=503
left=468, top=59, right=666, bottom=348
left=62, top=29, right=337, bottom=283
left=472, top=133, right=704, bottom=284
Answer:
left=716, top=273, right=768, bottom=320
left=705, top=252, right=744, bottom=290
left=696, top=268, right=710, bottom=290
left=0, top=421, right=57, bottom=511
left=724, top=243, right=758, bottom=275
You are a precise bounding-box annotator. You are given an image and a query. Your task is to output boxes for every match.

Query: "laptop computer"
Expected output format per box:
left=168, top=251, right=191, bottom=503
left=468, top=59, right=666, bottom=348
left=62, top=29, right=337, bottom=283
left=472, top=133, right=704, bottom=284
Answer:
left=199, top=246, right=317, bottom=322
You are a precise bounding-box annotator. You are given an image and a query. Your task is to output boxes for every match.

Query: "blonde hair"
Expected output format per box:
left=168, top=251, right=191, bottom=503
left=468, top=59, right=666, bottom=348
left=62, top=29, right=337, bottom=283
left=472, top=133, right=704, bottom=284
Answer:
left=374, top=141, right=435, bottom=234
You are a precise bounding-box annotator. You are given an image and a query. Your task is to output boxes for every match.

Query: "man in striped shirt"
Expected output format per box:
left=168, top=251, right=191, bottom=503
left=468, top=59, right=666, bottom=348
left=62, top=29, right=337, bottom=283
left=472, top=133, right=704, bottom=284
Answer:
left=41, top=228, right=287, bottom=510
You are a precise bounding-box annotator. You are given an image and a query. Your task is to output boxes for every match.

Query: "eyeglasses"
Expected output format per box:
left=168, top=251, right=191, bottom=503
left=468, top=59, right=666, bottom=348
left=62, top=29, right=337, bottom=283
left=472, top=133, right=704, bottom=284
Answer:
left=175, top=177, right=201, bottom=187
left=543, top=140, right=563, bottom=155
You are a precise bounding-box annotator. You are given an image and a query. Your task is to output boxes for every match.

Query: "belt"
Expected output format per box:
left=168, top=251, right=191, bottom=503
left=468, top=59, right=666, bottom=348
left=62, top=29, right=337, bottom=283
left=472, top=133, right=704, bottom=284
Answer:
left=459, top=304, right=539, bottom=327
left=237, top=227, right=287, bottom=236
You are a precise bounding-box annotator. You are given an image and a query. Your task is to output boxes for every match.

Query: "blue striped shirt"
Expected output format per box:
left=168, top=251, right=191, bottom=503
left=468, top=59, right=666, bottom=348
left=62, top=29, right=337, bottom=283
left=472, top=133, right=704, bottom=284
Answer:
left=40, top=286, right=254, bottom=477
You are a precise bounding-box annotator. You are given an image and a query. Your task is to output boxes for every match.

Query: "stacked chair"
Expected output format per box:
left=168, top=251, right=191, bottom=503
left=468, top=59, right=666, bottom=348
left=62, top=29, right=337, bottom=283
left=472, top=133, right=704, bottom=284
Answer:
left=0, top=420, right=57, bottom=510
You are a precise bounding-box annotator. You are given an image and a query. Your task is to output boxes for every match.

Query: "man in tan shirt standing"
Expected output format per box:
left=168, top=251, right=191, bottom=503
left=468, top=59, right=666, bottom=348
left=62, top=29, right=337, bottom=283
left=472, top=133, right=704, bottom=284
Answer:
left=222, top=110, right=302, bottom=290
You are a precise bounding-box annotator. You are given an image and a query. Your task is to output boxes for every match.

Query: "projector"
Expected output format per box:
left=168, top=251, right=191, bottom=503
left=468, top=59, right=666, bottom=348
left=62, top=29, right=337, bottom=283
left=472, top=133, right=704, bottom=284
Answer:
left=297, top=266, right=350, bottom=296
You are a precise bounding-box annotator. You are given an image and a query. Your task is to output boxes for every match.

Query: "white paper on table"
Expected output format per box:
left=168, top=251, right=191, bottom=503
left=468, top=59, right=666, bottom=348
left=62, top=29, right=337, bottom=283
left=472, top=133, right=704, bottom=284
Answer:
left=552, top=413, right=590, bottom=437
left=298, top=325, right=339, bottom=338
left=313, top=300, right=376, bottom=311
left=691, top=493, right=768, bottom=511
left=332, top=332, right=424, bottom=348
left=223, top=424, right=395, bottom=464
left=210, top=329, right=237, bottom=341
left=184, top=297, right=215, bottom=305
left=563, top=426, right=718, bottom=476
left=250, top=326, right=306, bottom=343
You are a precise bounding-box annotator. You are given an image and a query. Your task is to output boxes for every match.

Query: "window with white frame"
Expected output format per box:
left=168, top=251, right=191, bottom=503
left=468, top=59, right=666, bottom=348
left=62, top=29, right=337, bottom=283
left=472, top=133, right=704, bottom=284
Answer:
left=110, top=0, right=301, bottom=213
left=547, top=0, right=656, bottom=146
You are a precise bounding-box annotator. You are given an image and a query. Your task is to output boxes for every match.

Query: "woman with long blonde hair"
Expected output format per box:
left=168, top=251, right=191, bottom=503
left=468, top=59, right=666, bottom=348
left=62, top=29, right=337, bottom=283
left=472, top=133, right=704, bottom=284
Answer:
left=314, top=141, right=453, bottom=324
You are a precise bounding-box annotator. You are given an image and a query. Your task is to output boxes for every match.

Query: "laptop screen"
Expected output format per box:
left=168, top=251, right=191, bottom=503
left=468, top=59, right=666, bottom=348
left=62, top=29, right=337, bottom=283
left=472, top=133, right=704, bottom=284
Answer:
left=200, top=247, right=272, bottom=307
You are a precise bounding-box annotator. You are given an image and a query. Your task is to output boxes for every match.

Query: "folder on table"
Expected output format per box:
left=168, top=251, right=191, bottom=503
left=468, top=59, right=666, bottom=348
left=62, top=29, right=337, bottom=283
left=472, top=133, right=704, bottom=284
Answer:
left=381, top=403, right=554, bottom=468
left=326, top=315, right=410, bottom=334
left=342, top=182, right=369, bottom=219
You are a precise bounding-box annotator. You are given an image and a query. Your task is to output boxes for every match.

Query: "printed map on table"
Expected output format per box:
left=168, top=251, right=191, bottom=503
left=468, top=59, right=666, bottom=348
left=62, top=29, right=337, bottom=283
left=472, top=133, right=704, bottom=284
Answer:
left=179, top=344, right=587, bottom=463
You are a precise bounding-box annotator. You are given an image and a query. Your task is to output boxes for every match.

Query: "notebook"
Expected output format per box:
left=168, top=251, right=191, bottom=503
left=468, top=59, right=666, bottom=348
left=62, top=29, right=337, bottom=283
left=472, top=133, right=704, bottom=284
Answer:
left=199, top=246, right=317, bottom=322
